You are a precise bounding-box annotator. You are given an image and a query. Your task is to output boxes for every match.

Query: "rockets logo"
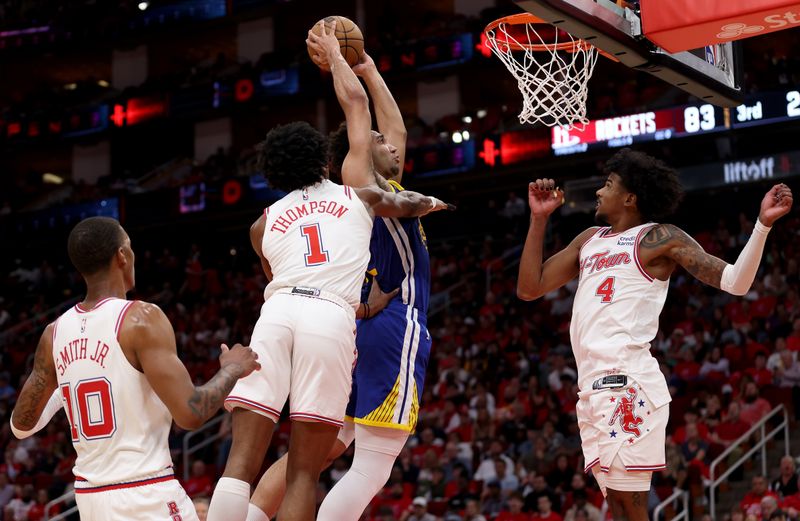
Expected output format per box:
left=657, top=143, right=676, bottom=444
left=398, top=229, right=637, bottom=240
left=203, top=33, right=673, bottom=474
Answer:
left=608, top=387, right=644, bottom=437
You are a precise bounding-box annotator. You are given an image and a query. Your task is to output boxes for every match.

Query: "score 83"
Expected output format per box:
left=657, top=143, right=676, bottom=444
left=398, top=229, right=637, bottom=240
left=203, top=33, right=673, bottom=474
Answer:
left=683, top=104, right=716, bottom=133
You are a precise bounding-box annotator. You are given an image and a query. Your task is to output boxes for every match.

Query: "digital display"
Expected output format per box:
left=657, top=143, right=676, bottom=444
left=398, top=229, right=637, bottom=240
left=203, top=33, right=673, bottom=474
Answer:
left=377, top=33, right=473, bottom=73
left=551, top=87, right=800, bottom=155
left=552, top=104, right=728, bottom=155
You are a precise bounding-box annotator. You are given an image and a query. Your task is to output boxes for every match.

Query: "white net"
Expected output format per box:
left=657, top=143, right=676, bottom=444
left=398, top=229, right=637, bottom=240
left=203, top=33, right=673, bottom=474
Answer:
left=485, top=18, right=599, bottom=129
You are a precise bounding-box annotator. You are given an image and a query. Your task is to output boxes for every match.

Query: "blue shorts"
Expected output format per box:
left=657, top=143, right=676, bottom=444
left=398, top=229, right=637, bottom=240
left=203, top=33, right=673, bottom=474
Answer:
left=345, top=302, right=431, bottom=432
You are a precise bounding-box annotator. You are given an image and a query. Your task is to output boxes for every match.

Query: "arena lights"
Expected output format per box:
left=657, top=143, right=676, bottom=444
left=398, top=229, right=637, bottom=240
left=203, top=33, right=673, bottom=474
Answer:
left=138, top=2, right=149, bottom=11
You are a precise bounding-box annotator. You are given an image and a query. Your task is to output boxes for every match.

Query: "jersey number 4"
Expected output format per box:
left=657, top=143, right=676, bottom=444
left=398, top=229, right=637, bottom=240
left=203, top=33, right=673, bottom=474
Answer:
left=61, top=378, right=117, bottom=441
left=301, top=223, right=330, bottom=266
left=595, top=277, right=616, bottom=303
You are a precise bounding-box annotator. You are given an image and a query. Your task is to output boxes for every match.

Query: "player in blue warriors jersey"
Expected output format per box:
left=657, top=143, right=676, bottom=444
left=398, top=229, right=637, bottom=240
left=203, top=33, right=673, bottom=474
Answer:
left=244, top=31, right=434, bottom=521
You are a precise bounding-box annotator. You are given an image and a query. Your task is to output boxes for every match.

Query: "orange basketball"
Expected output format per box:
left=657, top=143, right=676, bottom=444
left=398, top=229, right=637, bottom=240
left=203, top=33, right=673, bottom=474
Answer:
left=308, top=16, right=364, bottom=69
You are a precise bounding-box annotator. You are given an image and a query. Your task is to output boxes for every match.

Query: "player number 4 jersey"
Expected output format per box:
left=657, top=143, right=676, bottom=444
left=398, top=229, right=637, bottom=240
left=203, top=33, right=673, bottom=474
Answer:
left=263, top=179, right=373, bottom=309
left=52, top=298, right=173, bottom=485
left=570, top=223, right=672, bottom=408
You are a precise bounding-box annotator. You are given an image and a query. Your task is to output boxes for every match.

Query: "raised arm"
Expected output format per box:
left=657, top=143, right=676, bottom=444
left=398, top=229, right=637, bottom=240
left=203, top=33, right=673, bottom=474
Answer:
left=354, top=52, right=407, bottom=183
left=307, top=21, right=374, bottom=189
left=517, top=179, right=594, bottom=301
left=123, top=302, right=260, bottom=430
left=250, top=213, right=273, bottom=281
left=10, top=324, right=58, bottom=436
left=355, top=184, right=450, bottom=218
left=641, top=183, right=793, bottom=294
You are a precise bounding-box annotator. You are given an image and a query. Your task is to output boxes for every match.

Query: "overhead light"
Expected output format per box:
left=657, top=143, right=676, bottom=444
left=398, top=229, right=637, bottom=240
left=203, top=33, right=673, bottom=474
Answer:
left=462, top=116, right=472, bottom=123
left=451, top=132, right=463, bottom=144
left=42, top=173, right=64, bottom=184
left=477, top=109, right=487, bottom=118
left=461, top=130, right=470, bottom=141
left=97, top=80, right=109, bottom=87
left=138, top=1, right=149, bottom=11
left=230, top=248, right=237, bottom=256
left=64, top=83, right=77, bottom=90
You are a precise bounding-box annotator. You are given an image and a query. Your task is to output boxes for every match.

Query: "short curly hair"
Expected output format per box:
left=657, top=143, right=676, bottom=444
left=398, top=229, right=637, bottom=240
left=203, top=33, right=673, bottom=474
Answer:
left=256, top=121, right=328, bottom=192
left=604, top=148, right=684, bottom=222
left=328, top=121, right=349, bottom=180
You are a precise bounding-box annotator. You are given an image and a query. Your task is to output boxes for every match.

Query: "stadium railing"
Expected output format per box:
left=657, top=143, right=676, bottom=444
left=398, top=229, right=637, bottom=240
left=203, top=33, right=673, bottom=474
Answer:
left=652, top=488, right=690, bottom=521
left=708, top=405, right=789, bottom=519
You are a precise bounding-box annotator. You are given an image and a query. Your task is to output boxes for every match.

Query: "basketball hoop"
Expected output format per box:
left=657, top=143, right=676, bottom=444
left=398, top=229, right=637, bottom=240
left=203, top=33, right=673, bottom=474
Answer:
left=484, top=13, right=607, bottom=129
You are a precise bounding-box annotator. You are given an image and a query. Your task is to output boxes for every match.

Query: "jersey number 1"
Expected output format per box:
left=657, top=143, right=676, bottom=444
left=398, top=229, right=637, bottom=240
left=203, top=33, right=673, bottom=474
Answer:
left=301, top=223, right=330, bottom=266
left=61, top=378, right=117, bottom=441
left=596, top=277, right=615, bottom=303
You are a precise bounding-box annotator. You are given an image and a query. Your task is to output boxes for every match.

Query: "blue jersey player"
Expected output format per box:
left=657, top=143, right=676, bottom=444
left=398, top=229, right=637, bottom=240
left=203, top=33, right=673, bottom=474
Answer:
left=246, top=45, right=434, bottom=521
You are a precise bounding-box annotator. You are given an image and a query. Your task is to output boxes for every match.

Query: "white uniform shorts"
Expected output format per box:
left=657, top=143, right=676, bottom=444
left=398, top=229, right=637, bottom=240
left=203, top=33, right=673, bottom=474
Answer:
left=225, top=288, right=357, bottom=427
left=74, top=473, right=197, bottom=521
left=576, top=378, right=669, bottom=494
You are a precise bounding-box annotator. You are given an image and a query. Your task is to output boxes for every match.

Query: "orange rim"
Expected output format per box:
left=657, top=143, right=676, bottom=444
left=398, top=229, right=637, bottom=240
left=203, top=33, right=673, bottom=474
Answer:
left=484, top=13, right=593, bottom=54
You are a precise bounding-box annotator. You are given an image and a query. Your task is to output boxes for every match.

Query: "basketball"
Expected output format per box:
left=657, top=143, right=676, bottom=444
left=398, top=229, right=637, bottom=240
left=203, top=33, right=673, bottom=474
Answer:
left=308, top=16, right=364, bottom=69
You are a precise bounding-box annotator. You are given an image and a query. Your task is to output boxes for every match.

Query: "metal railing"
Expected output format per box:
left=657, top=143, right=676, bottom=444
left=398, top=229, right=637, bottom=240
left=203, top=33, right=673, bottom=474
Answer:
left=45, top=489, right=77, bottom=521
left=709, top=405, right=789, bottom=518
left=652, top=488, right=689, bottom=521
left=182, top=414, right=226, bottom=481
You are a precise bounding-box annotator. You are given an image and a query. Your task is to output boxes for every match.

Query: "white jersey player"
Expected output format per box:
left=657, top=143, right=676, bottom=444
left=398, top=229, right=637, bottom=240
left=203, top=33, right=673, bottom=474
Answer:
left=518, top=148, right=792, bottom=521
left=207, top=117, right=450, bottom=521
left=11, top=216, right=260, bottom=521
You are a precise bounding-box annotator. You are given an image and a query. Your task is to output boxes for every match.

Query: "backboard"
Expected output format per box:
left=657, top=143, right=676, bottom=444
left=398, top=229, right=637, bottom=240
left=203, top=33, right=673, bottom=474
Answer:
left=514, top=0, right=745, bottom=107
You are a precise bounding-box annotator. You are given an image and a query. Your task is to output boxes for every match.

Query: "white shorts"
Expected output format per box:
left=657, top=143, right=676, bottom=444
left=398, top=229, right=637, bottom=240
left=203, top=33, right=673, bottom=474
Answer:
left=225, top=288, right=357, bottom=427
left=74, top=473, right=197, bottom=521
left=577, top=378, right=669, bottom=493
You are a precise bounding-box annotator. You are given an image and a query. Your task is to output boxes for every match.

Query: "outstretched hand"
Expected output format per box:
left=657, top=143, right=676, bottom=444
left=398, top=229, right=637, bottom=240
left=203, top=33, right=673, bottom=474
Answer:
left=306, top=20, right=341, bottom=64
left=758, top=183, right=793, bottom=227
left=528, top=178, right=565, bottom=218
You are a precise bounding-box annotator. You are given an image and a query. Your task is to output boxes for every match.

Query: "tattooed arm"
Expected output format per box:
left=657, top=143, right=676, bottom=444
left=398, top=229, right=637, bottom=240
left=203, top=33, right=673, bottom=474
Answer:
left=11, top=324, right=58, bottom=434
left=122, top=302, right=260, bottom=430
left=641, top=184, right=792, bottom=292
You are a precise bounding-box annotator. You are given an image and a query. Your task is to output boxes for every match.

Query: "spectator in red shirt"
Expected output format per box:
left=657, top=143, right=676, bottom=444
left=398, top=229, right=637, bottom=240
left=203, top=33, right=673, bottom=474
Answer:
left=672, top=408, right=710, bottom=444
left=741, top=475, right=779, bottom=519
left=712, top=401, right=751, bottom=447
left=184, top=460, right=213, bottom=498
left=746, top=352, right=774, bottom=387
left=738, top=382, right=773, bottom=427
left=788, top=319, right=800, bottom=352
left=497, top=492, right=533, bottom=521
left=674, top=348, right=701, bottom=382
left=532, top=495, right=563, bottom=521
left=26, top=489, right=59, bottom=521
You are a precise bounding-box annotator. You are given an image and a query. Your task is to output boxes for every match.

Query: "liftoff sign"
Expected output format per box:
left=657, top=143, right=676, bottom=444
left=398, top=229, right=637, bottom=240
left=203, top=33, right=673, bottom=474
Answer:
left=640, top=0, right=800, bottom=53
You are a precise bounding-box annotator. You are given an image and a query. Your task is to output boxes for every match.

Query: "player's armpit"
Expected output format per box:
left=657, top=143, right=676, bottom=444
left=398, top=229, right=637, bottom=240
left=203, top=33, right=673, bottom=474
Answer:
left=250, top=214, right=273, bottom=281
left=11, top=324, right=58, bottom=433
left=642, top=224, right=727, bottom=288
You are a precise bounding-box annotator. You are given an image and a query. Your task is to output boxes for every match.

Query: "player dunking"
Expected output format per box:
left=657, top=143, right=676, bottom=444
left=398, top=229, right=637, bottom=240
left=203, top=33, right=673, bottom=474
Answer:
left=517, top=149, right=793, bottom=520
left=10, top=216, right=260, bottom=521
left=206, top=25, right=449, bottom=518
left=245, top=25, right=433, bottom=521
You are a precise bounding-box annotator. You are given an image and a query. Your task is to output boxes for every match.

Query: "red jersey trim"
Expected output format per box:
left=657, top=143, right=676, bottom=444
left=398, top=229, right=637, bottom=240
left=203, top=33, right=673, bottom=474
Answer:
left=626, top=464, right=667, bottom=471
left=225, top=396, right=281, bottom=420
left=115, top=301, right=136, bottom=340
left=51, top=319, right=60, bottom=344
left=343, top=186, right=353, bottom=200
left=633, top=224, right=658, bottom=282
left=584, top=458, right=600, bottom=473
left=290, top=412, right=344, bottom=428
left=578, top=227, right=605, bottom=258
left=75, top=297, right=116, bottom=314
left=74, top=474, right=174, bottom=494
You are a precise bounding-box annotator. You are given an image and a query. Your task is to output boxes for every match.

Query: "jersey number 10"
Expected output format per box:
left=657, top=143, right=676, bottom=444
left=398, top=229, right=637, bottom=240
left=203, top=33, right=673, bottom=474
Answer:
left=61, top=378, right=117, bottom=441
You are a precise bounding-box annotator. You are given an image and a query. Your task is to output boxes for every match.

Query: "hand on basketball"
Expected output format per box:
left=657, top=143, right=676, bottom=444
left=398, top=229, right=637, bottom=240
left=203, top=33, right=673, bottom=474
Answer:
left=352, top=51, right=376, bottom=77
left=219, top=343, right=261, bottom=378
left=528, top=179, right=565, bottom=217
left=758, top=183, right=793, bottom=227
left=307, top=20, right=341, bottom=65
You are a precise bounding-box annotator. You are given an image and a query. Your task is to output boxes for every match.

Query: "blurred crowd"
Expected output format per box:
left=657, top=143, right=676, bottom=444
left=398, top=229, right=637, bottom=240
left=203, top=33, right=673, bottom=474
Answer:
left=0, top=189, right=798, bottom=520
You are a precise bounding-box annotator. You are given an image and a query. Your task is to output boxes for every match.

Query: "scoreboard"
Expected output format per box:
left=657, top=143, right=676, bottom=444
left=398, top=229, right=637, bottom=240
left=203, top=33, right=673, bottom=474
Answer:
left=552, top=88, right=800, bottom=155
